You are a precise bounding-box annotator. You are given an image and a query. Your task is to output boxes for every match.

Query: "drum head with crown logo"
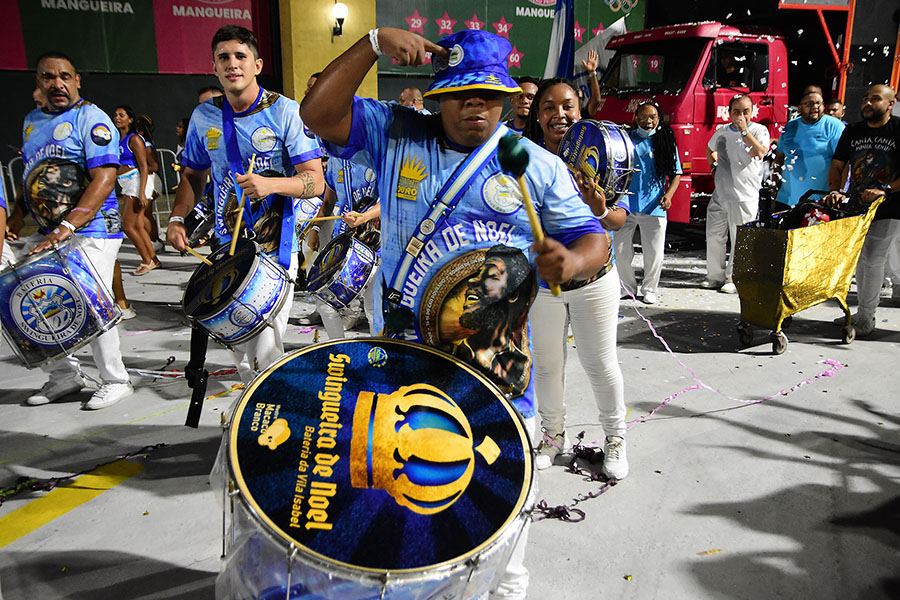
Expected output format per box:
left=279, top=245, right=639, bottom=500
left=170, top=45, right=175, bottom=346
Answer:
left=228, top=338, right=532, bottom=573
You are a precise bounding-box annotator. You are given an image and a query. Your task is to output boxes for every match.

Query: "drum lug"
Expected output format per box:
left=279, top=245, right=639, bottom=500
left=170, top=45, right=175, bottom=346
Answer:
left=379, top=572, right=391, bottom=600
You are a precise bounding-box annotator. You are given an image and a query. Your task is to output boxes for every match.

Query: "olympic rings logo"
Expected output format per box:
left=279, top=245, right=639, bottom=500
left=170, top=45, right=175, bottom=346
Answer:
left=606, top=0, right=639, bottom=12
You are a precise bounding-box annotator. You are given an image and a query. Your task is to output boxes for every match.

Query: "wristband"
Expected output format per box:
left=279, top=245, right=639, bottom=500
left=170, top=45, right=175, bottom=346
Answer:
left=597, top=206, right=610, bottom=220
left=368, top=29, right=384, bottom=57
left=71, top=207, right=92, bottom=212
left=588, top=72, right=598, bottom=79
left=168, top=215, right=185, bottom=225
left=60, top=220, right=76, bottom=233
left=311, top=225, right=321, bottom=232
left=881, top=183, right=893, bottom=193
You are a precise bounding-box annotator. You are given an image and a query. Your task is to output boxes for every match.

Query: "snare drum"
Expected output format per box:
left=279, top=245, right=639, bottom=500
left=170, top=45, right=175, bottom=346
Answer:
left=558, top=119, right=636, bottom=203
left=0, top=237, right=120, bottom=368
left=214, top=338, right=533, bottom=600
left=182, top=239, right=290, bottom=346
left=307, top=233, right=378, bottom=310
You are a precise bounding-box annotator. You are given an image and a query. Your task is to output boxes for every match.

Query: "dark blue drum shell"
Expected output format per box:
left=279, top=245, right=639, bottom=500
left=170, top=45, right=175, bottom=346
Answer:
left=228, top=339, right=532, bottom=573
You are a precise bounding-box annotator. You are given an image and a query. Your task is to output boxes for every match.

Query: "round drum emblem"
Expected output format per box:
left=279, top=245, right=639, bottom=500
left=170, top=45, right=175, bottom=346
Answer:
left=230, top=306, right=258, bottom=327
left=12, top=275, right=87, bottom=345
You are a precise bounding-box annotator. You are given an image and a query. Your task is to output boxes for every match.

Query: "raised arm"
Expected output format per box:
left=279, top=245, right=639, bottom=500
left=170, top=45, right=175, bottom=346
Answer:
left=301, top=27, right=445, bottom=146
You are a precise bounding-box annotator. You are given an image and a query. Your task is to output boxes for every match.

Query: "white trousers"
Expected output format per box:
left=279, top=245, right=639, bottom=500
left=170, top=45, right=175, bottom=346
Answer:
left=489, top=414, right=535, bottom=600
left=529, top=271, right=626, bottom=439
left=1, top=241, right=16, bottom=268
left=614, top=212, right=667, bottom=295
left=855, top=219, right=900, bottom=318
left=232, top=252, right=298, bottom=385
left=316, top=264, right=379, bottom=339
left=24, top=234, right=129, bottom=384
left=705, top=192, right=757, bottom=282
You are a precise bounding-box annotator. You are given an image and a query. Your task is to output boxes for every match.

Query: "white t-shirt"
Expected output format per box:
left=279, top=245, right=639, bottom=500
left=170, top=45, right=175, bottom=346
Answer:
left=708, top=122, right=771, bottom=205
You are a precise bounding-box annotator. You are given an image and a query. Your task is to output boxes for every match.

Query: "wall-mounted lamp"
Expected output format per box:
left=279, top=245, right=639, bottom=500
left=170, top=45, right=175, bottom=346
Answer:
left=333, top=2, right=348, bottom=37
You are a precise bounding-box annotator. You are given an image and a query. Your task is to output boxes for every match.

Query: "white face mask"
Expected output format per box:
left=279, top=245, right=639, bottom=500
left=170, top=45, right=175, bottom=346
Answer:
left=636, top=126, right=657, bottom=138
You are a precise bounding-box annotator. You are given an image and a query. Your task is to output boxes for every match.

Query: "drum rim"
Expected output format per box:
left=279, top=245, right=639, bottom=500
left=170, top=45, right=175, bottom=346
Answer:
left=226, top=337, right=534, bottom=576
left=182, top=239, right=285, bottom=321
left=0, top=236, right=79, bottom=273
left=559, top=119, right=636, bottom=203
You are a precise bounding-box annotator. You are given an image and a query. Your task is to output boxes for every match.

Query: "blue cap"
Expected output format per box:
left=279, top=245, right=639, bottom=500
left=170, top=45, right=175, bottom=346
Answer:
left=424, top=30, right=522, bottom=98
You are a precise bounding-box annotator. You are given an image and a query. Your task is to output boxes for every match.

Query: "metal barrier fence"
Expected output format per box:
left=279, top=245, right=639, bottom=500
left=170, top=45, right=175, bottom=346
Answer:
left=2, top=151, right=182, bottom=233
left=153, top=147, right=181, bottom=230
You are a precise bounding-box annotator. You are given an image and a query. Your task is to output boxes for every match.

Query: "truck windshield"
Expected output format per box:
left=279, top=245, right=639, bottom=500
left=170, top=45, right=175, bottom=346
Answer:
left=600, top=38, right=708, bottom=96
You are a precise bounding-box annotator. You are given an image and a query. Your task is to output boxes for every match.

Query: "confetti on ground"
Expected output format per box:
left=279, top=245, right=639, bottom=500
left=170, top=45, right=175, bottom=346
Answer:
left=697, top=548, right=722, bottom=556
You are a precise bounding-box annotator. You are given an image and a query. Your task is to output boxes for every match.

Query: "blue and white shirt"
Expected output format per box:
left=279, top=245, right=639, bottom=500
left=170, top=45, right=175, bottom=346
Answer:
left=324, top=156, right=378, bottom=239
left=182, top=89, right=323, bottom=255
left=627, top=130, right=683, bottom=216
left=22, top=100, right=122, bottom=237
left=324, top=97, right=602, bottom=416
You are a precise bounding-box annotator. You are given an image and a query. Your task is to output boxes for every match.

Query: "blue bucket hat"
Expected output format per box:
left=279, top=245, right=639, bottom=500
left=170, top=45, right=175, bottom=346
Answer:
left=424, top=30, right=522, bottom=98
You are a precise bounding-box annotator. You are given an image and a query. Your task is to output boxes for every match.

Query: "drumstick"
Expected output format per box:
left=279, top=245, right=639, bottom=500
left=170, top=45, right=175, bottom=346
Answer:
left=184, top=246, right=213, bottom=266
left=496, top=135, right=561, bottom=296
left=229, top=154, right=257, bottom=257
left=296, top=215, right=344, bottom=224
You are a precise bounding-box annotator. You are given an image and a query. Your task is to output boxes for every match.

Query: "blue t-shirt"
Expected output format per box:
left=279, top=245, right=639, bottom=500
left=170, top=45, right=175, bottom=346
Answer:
left=182, top=89, right=323, bottom=254
left=118, top=132, right=142, bottom=168
left=324, top=156, right=378, bottom=239
left=324, top=97, right=602, bottom=416
left=776, top=115, right=845, bottom=206
left=22, top=100, right=122, bottom=238
left=627, top=129, right=682, bottom=216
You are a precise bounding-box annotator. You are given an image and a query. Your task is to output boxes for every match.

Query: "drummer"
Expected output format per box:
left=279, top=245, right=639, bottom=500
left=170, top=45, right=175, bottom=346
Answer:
left=167, top=25, right=324, bottom=385
left=522, top=78, right=630, bottom=478
left=302, top=28, right=609, bottom=600
left=21, top=51, right=133, bottom=410
left=306, top=157, right=381, bottom=338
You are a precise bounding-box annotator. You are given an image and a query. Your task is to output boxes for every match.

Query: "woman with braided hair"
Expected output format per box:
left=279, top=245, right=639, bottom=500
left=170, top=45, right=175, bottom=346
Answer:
left=524, top=77, right=629, bottom=479
left=614, top=101, right=682, bottom=304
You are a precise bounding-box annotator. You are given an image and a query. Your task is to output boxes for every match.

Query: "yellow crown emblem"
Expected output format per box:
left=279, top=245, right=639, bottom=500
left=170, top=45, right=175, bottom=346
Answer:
left=397, top=156, right=428, bottom=201
left=350, top=383, right=500, bottom=515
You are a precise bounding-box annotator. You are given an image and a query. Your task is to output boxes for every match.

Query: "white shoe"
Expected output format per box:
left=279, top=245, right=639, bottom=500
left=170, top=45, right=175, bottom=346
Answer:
left=602, top=435, right=629, bottom=480
left=535, top=429, right=567, bottom=470
left=642, top=291, right=657, bottom=304
left=719, top=281, right=737, bottom=294
left=27, top=375, right=86, bottom=406
left=84, top=382, right=134, bottom=410
left=700, top=278, right=723, bottom=289
left=120, top=305, right=137, bottom=320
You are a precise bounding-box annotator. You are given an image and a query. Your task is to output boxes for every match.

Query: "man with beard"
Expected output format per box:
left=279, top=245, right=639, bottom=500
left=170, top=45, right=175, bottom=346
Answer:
left=167, top=25, right=324, bottom=384
left=21, top=51, right=132, bottom=410
left=302, top=28, right=608, bottom=600
left=504, top=76, right=538, bottom=134
left=775, top=91, right=845, bottom=209
left=453, top=246, right=533, bottom=392
left=826, top=84, right=900, bottom=336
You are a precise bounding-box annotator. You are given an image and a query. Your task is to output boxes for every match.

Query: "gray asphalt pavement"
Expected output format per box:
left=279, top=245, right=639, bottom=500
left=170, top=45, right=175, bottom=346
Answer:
left=1, top=235, right=898, bottom=600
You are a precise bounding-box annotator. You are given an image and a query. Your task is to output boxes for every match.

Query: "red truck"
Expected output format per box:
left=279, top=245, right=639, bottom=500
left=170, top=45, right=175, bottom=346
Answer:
left=594, top=22, right=790, bottom=224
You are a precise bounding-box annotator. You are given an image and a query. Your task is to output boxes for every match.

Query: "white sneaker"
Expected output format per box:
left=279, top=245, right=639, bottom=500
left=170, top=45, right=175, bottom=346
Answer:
left=602, top=435, right=629, bottom=480
left=535, top=429, right=567, bottom=470
left=642, top=291, right=657, bottom=304
left=700, top=278, right=723, bottom=289
left=120, top=305, right=137, bottom=320
left=84, top=382, right=134, bottom=410
left=26, top=375, right=86, bottom=406
left=719, top=281, right=737, bottom=294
